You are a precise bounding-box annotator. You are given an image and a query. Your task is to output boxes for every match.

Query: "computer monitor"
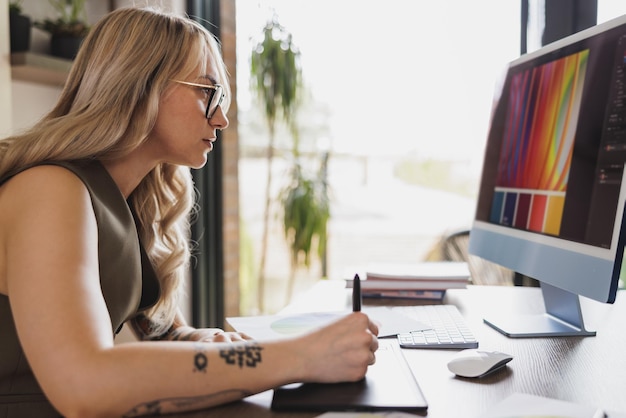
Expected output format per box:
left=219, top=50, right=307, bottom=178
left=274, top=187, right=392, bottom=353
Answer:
left=468, top=13, right=626, bottom=338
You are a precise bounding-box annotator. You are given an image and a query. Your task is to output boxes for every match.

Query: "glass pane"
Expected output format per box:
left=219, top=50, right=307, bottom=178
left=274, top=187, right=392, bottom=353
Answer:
left=236, top=0, right=520, bottom=314
left=598, top=0, right=626, bottom=24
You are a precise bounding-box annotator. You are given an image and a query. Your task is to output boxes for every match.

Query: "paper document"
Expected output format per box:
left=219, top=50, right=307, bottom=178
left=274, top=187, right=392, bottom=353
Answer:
left=345, top=262, right=470, bottom=290
left=227, top=306, right=430, bottom=340
left=364, top=261, right=470, bottom=280
left=479, top=393, right=625, bottom=418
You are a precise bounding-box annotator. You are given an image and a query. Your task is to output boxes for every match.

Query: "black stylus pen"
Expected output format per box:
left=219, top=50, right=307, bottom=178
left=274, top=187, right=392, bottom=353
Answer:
left=352, top=274, right=362, bottom=312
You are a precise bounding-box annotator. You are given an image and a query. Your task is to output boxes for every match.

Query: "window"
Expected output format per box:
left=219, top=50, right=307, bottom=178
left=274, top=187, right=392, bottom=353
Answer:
left=598, top=0, right=626, bottom=23
left=236, top=1, right=520, bottom=314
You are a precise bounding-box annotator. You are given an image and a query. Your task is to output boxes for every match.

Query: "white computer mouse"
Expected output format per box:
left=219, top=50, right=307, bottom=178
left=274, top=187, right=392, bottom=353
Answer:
left=447, top=349, right=513, bottom=378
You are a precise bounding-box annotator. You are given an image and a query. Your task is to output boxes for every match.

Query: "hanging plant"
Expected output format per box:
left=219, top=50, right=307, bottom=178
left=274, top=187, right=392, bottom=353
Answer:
left=250, top=15, right=302, bottom=312
left=250, top=16, right=301, bottom=128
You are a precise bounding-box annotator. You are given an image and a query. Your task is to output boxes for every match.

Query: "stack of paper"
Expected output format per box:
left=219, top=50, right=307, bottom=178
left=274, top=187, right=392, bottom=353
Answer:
left=345, top=262, right=470, bottom=300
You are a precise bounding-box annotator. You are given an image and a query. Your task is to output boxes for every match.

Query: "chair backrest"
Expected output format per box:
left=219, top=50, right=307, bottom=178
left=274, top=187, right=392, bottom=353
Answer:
left=439, top=230, right=515, bottom=286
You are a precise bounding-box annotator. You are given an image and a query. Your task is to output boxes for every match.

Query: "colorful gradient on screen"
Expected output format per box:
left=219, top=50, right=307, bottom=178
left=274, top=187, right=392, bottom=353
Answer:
left=490, top=49, right=589, bottom=236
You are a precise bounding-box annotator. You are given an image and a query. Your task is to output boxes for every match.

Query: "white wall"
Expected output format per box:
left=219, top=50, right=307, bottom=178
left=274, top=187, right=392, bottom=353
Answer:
left=11, top=81, right=61, bottom=133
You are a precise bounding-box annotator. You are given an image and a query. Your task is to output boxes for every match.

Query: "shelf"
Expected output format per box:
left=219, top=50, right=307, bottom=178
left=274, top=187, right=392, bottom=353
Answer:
left=10, top=52, right=72, bottom=87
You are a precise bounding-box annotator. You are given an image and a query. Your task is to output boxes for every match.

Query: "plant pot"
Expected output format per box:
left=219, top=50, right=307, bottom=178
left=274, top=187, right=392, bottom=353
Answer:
left=9, top=11, right=31, bottom=53
left=50, top=35, right=84, bottom=60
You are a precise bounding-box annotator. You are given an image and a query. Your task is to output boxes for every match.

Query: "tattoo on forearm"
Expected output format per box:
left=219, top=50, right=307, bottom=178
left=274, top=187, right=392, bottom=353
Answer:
left=123, top=389, right=252, bottom=417
left=193, top=343, right=208, bottom=373
left=219, top=343, right=264, bottom=368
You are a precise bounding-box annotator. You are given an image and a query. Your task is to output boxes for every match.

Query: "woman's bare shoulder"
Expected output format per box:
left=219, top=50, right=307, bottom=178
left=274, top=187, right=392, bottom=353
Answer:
left=0, top=165, right=94, bottom=294
left=1, top=164, right=89, bottom=206
left=0, top=163, right=94, bottom=226
left=3, top=164, right=84, bottom=186
left=0, top=164, right=94, bottom=246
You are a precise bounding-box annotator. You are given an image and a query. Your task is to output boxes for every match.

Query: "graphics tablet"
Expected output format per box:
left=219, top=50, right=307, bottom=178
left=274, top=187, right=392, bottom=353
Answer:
left=271, top=340, right=428, bottom=412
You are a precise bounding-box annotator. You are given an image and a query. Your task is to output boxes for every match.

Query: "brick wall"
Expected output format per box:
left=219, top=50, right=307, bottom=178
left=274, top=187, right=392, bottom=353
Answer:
left=219, top=0, right=240, bottom=318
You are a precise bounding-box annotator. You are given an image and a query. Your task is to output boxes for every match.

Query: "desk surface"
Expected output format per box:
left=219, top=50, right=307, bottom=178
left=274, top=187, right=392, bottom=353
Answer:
left=177, top=283, right=626, bottom=418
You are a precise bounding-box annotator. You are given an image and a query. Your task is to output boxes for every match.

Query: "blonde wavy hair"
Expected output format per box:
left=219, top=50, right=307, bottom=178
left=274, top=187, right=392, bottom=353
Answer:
left=0, top=7, right=231, bottom=336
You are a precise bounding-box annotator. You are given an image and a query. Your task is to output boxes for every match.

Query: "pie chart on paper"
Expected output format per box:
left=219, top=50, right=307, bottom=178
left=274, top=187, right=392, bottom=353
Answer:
left=269, top=312, right=342, bottom=335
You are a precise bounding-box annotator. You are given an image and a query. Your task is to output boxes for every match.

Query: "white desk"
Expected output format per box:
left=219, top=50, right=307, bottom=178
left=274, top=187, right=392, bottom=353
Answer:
left=175, top=282, right=626, bottom=417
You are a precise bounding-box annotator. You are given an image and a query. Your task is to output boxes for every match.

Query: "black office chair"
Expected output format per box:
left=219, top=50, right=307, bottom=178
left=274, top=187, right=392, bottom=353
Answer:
left=437, top=230, right=516, bottom=286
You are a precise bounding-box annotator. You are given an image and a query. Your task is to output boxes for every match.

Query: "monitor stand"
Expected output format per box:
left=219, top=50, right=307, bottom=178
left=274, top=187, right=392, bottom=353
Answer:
left=483, top=282, right=596, bottom=338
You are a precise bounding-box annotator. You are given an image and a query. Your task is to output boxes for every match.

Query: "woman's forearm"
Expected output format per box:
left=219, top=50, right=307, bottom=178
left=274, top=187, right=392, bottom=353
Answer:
left=53, top=338, right=303, bottom=417
left=53, top=311, right=376, bottom=417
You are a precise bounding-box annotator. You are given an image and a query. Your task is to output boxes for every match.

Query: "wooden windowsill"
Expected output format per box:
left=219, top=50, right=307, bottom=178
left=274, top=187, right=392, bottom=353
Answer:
left=10, top=52, right=72, bottom=87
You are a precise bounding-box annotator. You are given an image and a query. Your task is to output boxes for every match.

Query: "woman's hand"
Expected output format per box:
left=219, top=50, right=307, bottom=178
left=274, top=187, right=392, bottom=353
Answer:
left=130, top=312, right=252, bottom=342
left=296, top=312, right=379, bottom=383
left=171, top=326, right=252, bottom=343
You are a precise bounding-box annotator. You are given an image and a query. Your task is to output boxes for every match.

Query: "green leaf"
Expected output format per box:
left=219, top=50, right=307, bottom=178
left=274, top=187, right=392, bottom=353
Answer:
left=250, top=18, right=302, bottom=131
left=280, top=162, right=330, bottom=269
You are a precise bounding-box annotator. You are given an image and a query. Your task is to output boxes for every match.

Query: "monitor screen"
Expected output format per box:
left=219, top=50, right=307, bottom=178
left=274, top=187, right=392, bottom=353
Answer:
left=469, top=13, right=626, bottom=337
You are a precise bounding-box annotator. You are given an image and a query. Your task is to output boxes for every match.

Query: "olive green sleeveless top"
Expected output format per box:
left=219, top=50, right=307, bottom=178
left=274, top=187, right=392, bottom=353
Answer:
left=0, top=160, right=160, bottom=417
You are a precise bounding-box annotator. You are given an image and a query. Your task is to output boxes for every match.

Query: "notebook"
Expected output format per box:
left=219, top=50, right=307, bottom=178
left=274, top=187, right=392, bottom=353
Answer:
left=271, top=340, right=428, bottom=412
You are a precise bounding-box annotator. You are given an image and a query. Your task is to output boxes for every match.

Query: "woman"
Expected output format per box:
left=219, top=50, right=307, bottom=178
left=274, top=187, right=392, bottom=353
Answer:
left=0, top=7, right=379, bottom=418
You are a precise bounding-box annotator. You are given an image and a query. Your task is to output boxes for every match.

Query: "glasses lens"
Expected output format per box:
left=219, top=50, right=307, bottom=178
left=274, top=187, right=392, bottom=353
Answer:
left=206, top=85, right=225, bottom=119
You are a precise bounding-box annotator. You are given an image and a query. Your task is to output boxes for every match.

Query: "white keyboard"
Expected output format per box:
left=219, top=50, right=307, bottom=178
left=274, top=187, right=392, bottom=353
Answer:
left=393, top=305, right=479, bottom=349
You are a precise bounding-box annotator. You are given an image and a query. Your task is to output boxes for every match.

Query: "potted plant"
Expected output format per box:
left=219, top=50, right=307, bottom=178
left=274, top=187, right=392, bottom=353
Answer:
left=34, top=0, right=89, bottom=60
left=9, top=0, right=31, bottom=53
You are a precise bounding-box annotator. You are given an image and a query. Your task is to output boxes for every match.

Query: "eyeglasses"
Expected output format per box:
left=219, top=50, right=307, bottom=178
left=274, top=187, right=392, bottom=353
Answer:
left=171, top=79, right=225, bottom=120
